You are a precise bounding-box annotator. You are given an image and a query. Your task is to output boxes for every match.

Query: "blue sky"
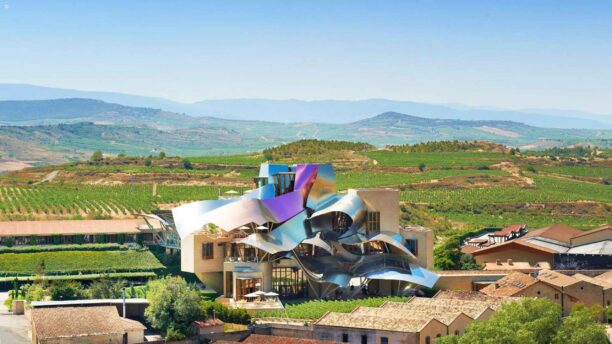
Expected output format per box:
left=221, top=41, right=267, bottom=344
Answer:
left=0, top=0, right=611, bottom=113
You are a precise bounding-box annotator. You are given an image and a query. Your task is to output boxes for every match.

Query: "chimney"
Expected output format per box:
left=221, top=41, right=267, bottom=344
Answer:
left=496, top=259, right=501, bottom=265
left=507, top=259, right=513, bottom=266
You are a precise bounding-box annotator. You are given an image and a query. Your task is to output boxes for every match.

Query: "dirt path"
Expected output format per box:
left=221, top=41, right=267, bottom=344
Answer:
left=0, top=292, right=30, bottom=344
left=496, top=161, right=534, bottom=185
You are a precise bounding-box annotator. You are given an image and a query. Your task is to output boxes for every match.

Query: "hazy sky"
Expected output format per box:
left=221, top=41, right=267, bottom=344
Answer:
left=0, top=1, right=611, bottom=113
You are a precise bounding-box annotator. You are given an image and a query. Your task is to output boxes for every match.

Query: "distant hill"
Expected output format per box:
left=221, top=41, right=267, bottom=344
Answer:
left=0, top=98, right=206, bottom=130
left=0, top=101, right=610, bottom=166
left=1, top=84, right=610, bottom=129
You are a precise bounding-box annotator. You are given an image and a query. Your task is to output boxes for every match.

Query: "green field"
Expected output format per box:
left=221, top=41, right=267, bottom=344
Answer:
left=401, top=175, right=612, bottom=205
left=336, top=169, right=508, bottom=190
left=535, top=165, right=611, bottom=178
left=0, top=249, right=163, bottom=276
left=366, top=151, right=509, bottom=168
left=431, top=210, right=609, bottom=230
left=187, top=154, right=265, bottom=165
left=61, top=164, right=238, bottom=175
left=0, top=184, right=242, bottom=219
left=255, top=296, right=408, bottom=319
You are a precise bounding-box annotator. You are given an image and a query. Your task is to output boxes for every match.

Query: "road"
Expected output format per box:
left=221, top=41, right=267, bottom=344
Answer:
left=0, top=292, right=30, bottom=344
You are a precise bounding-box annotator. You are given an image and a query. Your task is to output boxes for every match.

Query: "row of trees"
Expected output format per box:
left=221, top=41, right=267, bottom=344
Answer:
left=437, top=298, right=608, bottom=344
left=388, top=140, right=511, bottom=153
left=526, top=145, right=600, bottom=158
left=90, top=150, right=194, bottom=169
left=262, top=139, right=375, bottom=160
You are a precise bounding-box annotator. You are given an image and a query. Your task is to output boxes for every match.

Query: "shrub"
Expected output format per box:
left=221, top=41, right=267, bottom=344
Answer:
left=50, top=281, right=84, bottom=301
left=418, top=163, right=426, bottom=172
left=200, top=301, right=251, bottom=325
left=166, top=327, right=186, bottom=341
left=182, top=159, right=193, bottom=170
left=90, top=150, right=103, bottom=164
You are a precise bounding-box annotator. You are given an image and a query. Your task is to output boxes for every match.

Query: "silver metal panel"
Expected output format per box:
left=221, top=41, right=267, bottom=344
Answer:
left=238, top=210, right=309, bottom=254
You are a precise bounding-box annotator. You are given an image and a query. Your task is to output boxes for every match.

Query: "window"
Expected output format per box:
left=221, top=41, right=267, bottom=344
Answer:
left=405, top=239, right=418, bottom=256
left=380, top=337, right=388, bottom=344
left=272, top=267, right=307, bottom=298
left=365, top=211, right=380, bottom=233
left=425, top=336, right=431, bottom=344
left=455, top=330, right=460, bottom=335
left=361, top=334, right=368, bottom=344
left=332, top=212, right=351, bottom=235
left=555, top=293, right=559, bottom=300
left=202, top=243, right=214, bottom=259
left=342, top=333, right=349, bottom=342
left=537, top=291, right=541, bottom=295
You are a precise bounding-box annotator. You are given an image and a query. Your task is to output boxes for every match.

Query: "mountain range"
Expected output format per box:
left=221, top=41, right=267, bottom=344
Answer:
left=0, top=98, right=610, bottom=167
left=1, top=84, right=611, bottom=129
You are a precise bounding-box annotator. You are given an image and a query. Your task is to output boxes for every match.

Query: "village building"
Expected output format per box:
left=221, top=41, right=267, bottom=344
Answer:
left=312, top=296, right=507, bottom=344
left=30, top=306, right=146, bottom=344
left=487, top=224, right=527, bottom=244
left=471, top=223, right=612, bottom=268
left=481, top=269, right=612, bottom=320
left=0, top=219, right=154, bottom=246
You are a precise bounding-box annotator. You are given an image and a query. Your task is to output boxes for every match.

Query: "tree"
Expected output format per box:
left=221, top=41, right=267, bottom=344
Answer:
left=182, top=159, right=193, bottom=170
left=158, top=151, right=166, bottom=159
left=418, top=163, right=426, bottom=172
left=263, top=151, right=274, bottom=161
left=439, top=298, right=562, bottom=344
left=144, top=157, right=152, bottom=167
left=90, top=150, right=103, bottom=164
left=145, top=276, right=202, bottom=336
left=88, top=277, right=126, bottom=299
left=552, top=304, right=607, bottom=344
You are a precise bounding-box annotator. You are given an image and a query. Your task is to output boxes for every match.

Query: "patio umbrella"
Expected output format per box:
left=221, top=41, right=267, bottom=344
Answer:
left=225, top=190, right=239, bottom=195
left=244, top=292, right=260, bottom=298
left=264, top=292, right=279, bottom=297
left=256, top=224, right=268, bottom=231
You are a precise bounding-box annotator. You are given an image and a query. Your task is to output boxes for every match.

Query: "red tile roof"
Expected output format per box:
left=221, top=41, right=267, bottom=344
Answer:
left=0, top=219, right=144, bottom=236
left=194, top=319, right=225, bottom=327
left=471, top=239, right=558, bottom=256
left=523, top=224, right=582, bottom=244
left=571, top=223, right=611, bottom=239
left=31, top=306, right=145, bottom=340
left=480, top=272, right=540, bottom=297
left=492, top=224, right=526, bottom=236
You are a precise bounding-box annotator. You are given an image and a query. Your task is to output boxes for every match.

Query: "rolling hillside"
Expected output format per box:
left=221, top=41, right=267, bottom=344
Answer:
left=0, top=99, right=610, bottom=167
left=2, top=84, right=611, bottom=129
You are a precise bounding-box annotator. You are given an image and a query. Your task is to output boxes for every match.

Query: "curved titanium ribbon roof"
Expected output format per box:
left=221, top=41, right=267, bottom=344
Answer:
left=172, top=162, right=439, bottom=289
